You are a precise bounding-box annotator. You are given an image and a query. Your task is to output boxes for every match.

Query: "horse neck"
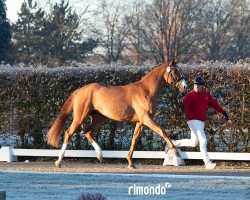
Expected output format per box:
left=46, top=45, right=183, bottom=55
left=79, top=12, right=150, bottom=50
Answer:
left=139, top=65, right=166, bottom=96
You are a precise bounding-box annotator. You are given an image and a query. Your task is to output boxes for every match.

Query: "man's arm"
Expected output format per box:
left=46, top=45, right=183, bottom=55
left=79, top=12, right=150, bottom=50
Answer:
left=208, top=94, right=229, bottom=121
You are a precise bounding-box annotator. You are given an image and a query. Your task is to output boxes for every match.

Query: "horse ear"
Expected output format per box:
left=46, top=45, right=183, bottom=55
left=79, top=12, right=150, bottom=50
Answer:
left=174, top=57, right=179, bottom=64
left=169, top=57, right=179, bottom=66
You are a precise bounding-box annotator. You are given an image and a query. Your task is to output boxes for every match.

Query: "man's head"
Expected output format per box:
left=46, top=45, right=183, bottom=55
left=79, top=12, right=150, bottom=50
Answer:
left=193, top=76, right=205, bottom=93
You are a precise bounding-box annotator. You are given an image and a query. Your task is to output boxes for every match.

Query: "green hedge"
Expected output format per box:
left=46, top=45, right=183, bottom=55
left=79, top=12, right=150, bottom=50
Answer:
left=0, top=61, right=249, bottom=153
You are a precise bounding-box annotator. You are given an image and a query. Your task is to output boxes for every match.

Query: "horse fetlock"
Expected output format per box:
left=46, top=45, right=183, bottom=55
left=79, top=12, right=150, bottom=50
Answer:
left=171, top=147, right=180, bottom=157
left=127, top=157, right=136, bottom=169
left=55, top=160, right=62, bottom=168
left=97, top=153, right=103, bottom=162
left=126, top=156, right=132, bottom=164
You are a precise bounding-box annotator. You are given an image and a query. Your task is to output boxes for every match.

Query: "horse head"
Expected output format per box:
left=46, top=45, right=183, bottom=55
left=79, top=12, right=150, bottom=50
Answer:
left=163, top=58, right=188, bottom=92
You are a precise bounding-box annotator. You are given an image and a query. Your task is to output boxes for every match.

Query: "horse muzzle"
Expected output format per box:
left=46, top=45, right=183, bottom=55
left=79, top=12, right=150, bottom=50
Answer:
left=176, top=78, right=188, bottom=92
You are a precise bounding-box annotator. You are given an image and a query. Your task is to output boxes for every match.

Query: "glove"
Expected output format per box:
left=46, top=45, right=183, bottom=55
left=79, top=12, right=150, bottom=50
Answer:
left=222, top=111, right=229, bottom=121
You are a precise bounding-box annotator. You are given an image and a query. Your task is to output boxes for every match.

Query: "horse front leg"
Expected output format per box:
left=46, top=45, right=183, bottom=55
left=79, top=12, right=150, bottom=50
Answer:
left=127, top=122, right=144, bottom=169
left=142, top=115, right=179, bottom=157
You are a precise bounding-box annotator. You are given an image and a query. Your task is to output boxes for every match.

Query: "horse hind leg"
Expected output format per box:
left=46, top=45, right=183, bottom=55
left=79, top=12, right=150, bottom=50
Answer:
left=55, top=119, right=83, bottom=168
left=84, top=113, right=107, bottom=162
left=55, top=108, right=91, bottom=168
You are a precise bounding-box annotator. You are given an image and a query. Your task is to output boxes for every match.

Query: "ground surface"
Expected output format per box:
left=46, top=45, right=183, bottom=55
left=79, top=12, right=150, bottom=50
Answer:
left=1, top=161, right=249, bottom=200
left=0, top=161, right=249, bottom=176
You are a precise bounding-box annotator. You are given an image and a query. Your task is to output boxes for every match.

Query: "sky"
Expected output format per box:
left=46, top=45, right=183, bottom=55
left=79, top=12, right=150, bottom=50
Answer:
left=6, top=0, right=133, bottom=23
left=5, top=0, right=99, bottom=23
left=6, top=0, right=23, bottom=22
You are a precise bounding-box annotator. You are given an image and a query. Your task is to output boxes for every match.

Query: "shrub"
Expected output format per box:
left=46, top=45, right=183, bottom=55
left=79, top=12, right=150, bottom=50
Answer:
left=0, top=61, right=249, bottom=153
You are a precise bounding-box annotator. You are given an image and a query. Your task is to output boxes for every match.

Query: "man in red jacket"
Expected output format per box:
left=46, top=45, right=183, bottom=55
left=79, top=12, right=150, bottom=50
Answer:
left=171, top=76, right=229, bottom=169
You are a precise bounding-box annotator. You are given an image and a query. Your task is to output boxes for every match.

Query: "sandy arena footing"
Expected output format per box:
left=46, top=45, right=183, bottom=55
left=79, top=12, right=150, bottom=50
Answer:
left=0, top=161, right=249, bottom=176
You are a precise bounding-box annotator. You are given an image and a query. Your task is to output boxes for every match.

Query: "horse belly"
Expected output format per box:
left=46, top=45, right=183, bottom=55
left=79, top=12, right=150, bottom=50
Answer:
left=97, top=103, right=138, bottom=122
left=91, top=85, right=137, bottom=121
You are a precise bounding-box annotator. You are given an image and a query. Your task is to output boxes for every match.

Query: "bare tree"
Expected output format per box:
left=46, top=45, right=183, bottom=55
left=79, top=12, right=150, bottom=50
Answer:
left=125, top=0, right=146, bottom=65
left=195, top=0, right=250, bottom=61
left=228, top=0, right=250, bottom=61
left=93, top=0, right=132, bottom=64
left=128, top=0, right=200, bottom=63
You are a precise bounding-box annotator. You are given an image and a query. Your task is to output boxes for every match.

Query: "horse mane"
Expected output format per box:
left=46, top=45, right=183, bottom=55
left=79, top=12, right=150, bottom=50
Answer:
left=140, top=63, right=166, bottom=81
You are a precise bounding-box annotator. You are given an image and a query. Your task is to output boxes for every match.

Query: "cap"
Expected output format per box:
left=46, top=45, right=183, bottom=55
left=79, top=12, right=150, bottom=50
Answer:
left=193, top=76, right=205, bottom=85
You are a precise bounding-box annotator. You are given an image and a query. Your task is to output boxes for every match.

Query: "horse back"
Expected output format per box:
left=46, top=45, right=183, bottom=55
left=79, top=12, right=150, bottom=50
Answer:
left=77, top=83, right=140, bottom=121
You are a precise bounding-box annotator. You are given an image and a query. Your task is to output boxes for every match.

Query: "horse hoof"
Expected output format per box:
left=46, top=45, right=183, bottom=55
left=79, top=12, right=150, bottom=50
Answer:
left=97, top=154, right=103, bottom=162
left=55, top=160, right=61, bottom=168
left=128, top=164, right=136, bottom=169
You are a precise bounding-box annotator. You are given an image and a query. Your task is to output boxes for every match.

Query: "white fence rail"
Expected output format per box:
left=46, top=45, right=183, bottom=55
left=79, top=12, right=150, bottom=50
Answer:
left=0, top=146, right=249, bottom=162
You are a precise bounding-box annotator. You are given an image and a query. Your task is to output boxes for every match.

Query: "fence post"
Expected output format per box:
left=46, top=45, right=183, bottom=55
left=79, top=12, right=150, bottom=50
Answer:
left=0, top=146, right=16, bottom=162
left=0, top=191, right=6, bottom=200
left=163, top=149, right=185, bottom=166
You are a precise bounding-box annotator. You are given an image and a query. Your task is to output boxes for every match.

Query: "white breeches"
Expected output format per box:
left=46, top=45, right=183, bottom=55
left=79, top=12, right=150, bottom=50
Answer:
left=173, top=120, right=210, bottom=165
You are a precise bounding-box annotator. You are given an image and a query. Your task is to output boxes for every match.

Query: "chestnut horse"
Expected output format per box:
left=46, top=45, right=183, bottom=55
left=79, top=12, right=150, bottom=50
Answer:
left=47, top=58, right=188, bottom=169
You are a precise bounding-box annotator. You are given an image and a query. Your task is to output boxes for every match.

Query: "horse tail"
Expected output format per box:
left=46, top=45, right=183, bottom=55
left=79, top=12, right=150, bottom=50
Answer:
left=47, top=93, right=74, bottom=147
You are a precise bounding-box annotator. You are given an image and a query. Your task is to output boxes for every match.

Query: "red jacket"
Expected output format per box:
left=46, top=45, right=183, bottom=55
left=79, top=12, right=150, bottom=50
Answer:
left=183, top=90, right=224, bottom=122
